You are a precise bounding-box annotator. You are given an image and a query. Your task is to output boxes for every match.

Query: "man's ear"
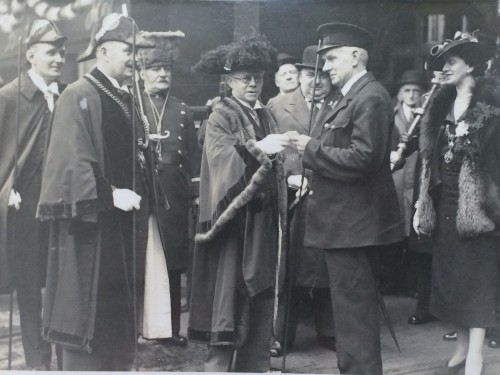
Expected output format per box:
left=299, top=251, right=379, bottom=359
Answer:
left=351, top=49, right=360, bottom=67
left=139, top=69, right=145, bottom=80
left=26, top=48, right=35, bottom=65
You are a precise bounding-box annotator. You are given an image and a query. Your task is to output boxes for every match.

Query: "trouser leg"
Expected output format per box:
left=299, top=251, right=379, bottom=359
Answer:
left=169, top=269, right=182, bottom=335
left=416, top=253, right=433, bottom=317
left=204, top=345, right=234, bottom=372
left=16, top=283, right=51, bottom=368
left=234, top=293, right=274, bottom=372
left=324, top=247, right=383, bottom=375
left=312, top=287, right=335, bottom=338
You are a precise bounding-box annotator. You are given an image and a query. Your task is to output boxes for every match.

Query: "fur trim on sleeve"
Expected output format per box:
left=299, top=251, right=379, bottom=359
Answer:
left=195, top=139, right=272, bottom=243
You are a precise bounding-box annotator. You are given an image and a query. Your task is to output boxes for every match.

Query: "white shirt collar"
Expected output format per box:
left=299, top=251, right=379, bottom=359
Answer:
left=28, top=69, right=59, bottom=95
left=98, top=68, right=129, bottom=92
left=341, top=69, right=367, bottom=96
left=402, top=103, right=415, bottom=122
left=234, top=96, right=263, bottom=110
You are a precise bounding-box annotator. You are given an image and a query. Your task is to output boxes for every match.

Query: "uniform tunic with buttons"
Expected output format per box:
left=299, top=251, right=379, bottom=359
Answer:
left=142, top=92, right=201, bottom=271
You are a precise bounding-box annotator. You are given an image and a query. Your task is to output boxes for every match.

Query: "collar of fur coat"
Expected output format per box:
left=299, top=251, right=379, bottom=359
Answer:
left=419, top=76, right=500, bottom=160
left=417, top=76, right=500, bottom=238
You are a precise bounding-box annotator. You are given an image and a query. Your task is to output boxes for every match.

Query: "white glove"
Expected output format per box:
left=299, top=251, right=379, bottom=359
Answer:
left=413, top=204, right=420, bottom=235
left=255, top=134, right=290, bottom=155
left=113, top=189, right=141, bottom=211
left=287, top=175, right=311, bottom=198
left=8, top=190, right=21, bottom=210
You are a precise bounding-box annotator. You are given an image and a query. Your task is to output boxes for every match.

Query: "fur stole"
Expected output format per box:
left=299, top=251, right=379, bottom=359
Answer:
left=417, top=77, right=500, bottom=237
left=195, top=97, right=288, bottom=243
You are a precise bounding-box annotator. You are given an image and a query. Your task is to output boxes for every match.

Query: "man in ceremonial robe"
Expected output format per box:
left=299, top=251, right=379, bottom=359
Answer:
left=36, top=13, right=156, bottom=370
left=188, top=34, right=290, bottom=372
left=0, top=19, right=66, bottom=370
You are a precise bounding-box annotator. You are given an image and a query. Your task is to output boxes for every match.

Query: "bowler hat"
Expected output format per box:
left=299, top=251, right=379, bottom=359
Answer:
left=77, top=13, right=154, bottom=63
left=397, top=70, right=426, bottom=88
left=277, top=53, right=298, bottom=67
left=295, top=45, right=321, bottom=70
left=426, top=31, right=494, bottom=71
left=26, top=19, right=67, bottom=48
left=316, top=22, right=374, bottom=54
left=138, top=30, right=185, bottom=69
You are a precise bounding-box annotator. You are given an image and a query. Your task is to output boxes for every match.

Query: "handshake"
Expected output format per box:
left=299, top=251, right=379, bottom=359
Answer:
left=255, top=131, right=312, bottom=155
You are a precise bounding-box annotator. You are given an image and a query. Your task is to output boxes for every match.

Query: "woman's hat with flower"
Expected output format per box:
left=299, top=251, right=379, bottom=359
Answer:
left=426, top=30, right=495, bottom=71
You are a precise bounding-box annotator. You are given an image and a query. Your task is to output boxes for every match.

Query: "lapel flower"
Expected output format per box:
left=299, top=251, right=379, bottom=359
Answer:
left=455, top=121, right=469, bottom=137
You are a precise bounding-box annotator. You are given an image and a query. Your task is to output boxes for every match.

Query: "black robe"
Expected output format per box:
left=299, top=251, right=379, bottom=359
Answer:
left=37, top=68, right=154, bottom=355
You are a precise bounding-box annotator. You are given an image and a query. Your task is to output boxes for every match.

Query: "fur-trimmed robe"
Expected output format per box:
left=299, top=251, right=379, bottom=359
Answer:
left=417, top=77, right=500, bottom=237
left=188, top=97, right=287, bottom=346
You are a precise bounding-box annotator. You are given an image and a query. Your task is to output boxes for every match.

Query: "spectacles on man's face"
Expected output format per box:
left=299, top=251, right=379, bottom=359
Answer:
left=231, top=74, right=265, bottom=85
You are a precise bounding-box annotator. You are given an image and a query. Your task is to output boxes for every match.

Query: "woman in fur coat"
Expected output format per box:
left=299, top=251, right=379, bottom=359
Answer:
left=414, top=31, right=500, bottom=375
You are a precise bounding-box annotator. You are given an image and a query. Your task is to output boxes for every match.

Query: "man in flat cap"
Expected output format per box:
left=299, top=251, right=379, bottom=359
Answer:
left=290, top=23, right=402, bottom=375
left=36, top=13, right=156, bottom=370
left=268, top=45, right=338, bottom=357
left=188, top=34, right=290, bottom=372
left=0, top=19, right=66, bottom=370
left=138, top=30, right=201, bottom=347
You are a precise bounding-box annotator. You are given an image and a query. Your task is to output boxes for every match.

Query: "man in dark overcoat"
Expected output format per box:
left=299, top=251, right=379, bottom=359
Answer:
left=380, top=70, right=426, bottom=295
left=138, top=30, right=201, bottom=346
left=36, top=13, right=156, bottom=370
left=188, top=34, right=290, bottom=372
left=267, top=45, right=337, bottom=356
left=0, top=19, right=66, bottom=370
left=290, top=23, right=403, bottom=375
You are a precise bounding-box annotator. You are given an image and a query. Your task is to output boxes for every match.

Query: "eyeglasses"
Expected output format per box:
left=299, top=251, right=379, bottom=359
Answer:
left=231, top=75, right=265, bottom=85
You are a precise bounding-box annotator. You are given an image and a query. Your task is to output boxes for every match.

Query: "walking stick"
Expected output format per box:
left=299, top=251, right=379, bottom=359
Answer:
left=131, top=18, right=140, bottom=372
left=390, top=79, right=439, bottom=172
left=280, top=38, right=322, bottom=373
left=8, top=35, right=24, bottom=371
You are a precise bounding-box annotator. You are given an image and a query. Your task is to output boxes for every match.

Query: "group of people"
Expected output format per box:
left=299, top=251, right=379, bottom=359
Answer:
left=0, top=11, right=499, bottom=375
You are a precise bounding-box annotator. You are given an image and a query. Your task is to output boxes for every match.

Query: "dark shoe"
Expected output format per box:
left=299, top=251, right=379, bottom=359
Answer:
left=317, top=335, right=336, bottom=351
left=152, top=334, right=188, bottom=347
left=442, top=358, right=466, bottom=374
left=443, top=331, right=457, bottom=341
left=489, top=338, right=500, bottom=348
left=270, top=340, right=283, bottom=357
left=169, top=334, right=188, bottom=347
left=408, top=313, right=438, bottom=325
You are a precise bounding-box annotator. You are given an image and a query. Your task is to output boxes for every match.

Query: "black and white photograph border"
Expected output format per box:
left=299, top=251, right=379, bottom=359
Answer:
left=0, top=0, right=499, bottom=374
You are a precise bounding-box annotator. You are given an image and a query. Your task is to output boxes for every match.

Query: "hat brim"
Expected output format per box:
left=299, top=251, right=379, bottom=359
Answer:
left=317, top=43, right=344, bottom=54
left=426, top=41, right=493, bottom=71
left=295, top=62, right=318, bottom=70
left=77, top=35, right=155, bottom=63
left=27, top=36, right=67, bottom=48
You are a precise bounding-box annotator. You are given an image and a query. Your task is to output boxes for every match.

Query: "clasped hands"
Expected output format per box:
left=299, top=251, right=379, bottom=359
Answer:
left=254, top=131, right=311, bottom=155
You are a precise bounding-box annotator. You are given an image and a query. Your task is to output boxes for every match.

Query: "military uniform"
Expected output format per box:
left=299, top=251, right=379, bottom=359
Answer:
left=142, top=92, right=200, bottom=337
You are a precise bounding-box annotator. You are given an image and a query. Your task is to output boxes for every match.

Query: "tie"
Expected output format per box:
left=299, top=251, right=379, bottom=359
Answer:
left=408, top=110, right=415, bottom=125
left=249, top=108, right=260, bottom=126
left=307, top=100, right=323, bottom=119
left=43, top=82, right=59, bottom=112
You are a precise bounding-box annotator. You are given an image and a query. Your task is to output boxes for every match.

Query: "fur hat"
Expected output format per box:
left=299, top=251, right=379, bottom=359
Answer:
left=77, top=13, right=154, bottom=63
left=138, top=30, right=185, bottom=69
left=426, top=31, right=495, bottom=71
left=193, top=33, right=277, bottom=74
left=26, top=19, right=66, bottom=48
